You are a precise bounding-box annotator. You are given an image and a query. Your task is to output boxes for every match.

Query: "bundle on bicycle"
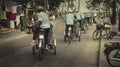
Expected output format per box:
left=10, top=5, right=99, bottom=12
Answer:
left=104, top=42, right=120, bottom=67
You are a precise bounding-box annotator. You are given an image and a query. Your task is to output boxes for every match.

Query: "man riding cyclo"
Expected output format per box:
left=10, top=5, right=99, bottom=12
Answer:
left=64, top=9, right=75, bottom=37
left=31, top=7, right=53, bottom=50
left=74, top=9, right=82, bottom=31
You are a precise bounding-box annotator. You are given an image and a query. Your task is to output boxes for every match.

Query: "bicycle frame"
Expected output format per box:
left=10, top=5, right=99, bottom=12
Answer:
left=38, top=29, right=45, bottom=48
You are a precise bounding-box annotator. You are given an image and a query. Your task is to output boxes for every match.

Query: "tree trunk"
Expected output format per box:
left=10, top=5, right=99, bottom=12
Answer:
left=118, top=11, right=120, bottom=31
left=78, top=0, right=80, bottom=11
left=111, top=0, right=116, bottom=25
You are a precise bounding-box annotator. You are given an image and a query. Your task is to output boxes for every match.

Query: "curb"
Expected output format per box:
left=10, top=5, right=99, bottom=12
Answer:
left=0, top=33, right=29, bottom=44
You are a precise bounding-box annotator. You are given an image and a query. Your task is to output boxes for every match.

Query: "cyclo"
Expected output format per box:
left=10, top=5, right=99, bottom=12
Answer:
left=32, top=23, right=56, bottom=60
left=64, top=20, right=81, bottom=44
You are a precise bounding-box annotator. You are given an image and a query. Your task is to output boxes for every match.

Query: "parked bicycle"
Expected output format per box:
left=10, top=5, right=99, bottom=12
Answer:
left=92, top=23, right=111, bottom=40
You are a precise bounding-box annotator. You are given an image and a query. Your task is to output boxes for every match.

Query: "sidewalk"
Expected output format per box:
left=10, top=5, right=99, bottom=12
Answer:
left=0, top=18, right=60, bottom=44
left=0, top=29, right=30, bottom=44
left=82, top=23, right=120, bottom=67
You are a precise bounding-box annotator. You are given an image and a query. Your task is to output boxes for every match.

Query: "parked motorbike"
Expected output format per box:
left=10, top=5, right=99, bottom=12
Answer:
left=104, top=42, right=120, bottom=67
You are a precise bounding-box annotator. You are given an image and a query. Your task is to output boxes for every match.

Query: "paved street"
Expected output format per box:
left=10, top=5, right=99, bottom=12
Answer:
left=0, top=18, right=119, bottom=67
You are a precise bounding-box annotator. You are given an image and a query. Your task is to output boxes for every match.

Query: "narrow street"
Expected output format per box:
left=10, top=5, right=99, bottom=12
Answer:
left=0, top=18, right=118, bottom=67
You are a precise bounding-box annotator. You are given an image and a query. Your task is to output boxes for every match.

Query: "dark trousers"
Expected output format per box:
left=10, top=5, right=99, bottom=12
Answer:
left=33, top=27, right=50, bottom=45
left=65, top=25, right=74, bottom=36
left=20, top=23, right=24, bottom=31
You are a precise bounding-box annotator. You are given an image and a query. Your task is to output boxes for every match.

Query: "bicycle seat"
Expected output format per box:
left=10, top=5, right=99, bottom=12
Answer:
left=39, top=29, right=45, bottom=32
left=110, top=42, right=120, bottom=47
left=110, top=42, right=120, bottom=44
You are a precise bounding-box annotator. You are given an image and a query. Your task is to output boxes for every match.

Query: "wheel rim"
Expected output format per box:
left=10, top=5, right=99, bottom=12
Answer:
left=102, top=30, right=107, bottom=39
left=92, top=30, right=100, bottom=40
left=64, top=36, right=66, bottom=42
left=38, top=48, right=43, bottom=60
left=54, top=47, right=56, bottom=55
left=32, top=46, right=35, bottom=56
left=68, top=37, right=71, bottom=44
left=107, top=49, right=120, bottom=67
left=79, top=36, right=80, bottom=42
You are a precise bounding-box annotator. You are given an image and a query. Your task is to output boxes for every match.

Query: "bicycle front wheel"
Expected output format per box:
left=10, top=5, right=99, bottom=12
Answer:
left=92, top=30, right=100, bottom=40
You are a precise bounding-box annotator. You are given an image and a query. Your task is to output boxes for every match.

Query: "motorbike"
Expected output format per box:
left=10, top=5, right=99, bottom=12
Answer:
left=104, top=42, right=120, bottom=67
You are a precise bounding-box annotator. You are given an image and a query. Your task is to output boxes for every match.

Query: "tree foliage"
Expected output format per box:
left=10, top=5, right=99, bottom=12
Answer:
left=86, top=0, right=112, bottom=10
left=48, top=0, right=64, bottom=10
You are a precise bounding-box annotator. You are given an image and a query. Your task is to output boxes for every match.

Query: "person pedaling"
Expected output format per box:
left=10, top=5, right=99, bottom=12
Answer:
left=65, top=9, right=74, bottom=37
left=31, top=8, right=53, bottom=50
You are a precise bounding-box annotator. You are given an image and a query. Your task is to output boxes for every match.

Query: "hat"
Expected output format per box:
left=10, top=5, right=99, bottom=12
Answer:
left=76, top=9, right=79, bottom=12
left=68, top=8, right=72, bottom=13
left=37, top=6, right=43, bottom=10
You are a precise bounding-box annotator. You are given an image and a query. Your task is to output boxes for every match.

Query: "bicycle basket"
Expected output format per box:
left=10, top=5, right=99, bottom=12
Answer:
left=96, top=24, right=102, bottom=30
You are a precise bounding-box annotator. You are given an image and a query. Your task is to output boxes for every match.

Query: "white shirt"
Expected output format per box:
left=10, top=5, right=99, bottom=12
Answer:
left=16, top=15, right=20, bottom=25
left=65, top=13, right=74, bottom=25
left=74, top=12, right=82, bottom=20
left=37, top=12, right=50, bottom=28
left=12, top=6, right=17, bottom=13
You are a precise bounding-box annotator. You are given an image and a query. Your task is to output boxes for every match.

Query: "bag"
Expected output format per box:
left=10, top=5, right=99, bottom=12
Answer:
left=96, top=24, right=102, bottom=30
left=104, top=24, right=111, bottom=28
left=74, top=14, right=77, bottom=19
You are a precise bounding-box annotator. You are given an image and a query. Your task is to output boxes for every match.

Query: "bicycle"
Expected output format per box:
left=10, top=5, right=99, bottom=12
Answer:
left=32, top=29, right=56, bottom=60
left=92, top=24, right=111, bottom=40
left=73, top=20, right=81, bottom=42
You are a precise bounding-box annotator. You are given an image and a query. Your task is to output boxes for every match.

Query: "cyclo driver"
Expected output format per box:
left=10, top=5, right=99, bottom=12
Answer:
left=32, top=7, right=51, bottom=50
left=65, top=9, right=74, bottom=36
left=74, top=9, right=82, bottom=30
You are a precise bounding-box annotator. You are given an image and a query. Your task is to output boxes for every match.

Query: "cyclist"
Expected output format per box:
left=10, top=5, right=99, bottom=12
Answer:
left=65, top=9, right=74, bottom=36
left=32, top=7, right=51, bottom=50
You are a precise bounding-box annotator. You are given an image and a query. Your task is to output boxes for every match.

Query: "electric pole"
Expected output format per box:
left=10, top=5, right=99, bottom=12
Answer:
left=78, top=0, right=80, bottom=11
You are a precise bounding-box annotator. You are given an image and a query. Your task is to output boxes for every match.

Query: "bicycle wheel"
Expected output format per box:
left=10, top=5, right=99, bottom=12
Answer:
left=53, top=36, right=56, bottom=55
left=32, top=46, right=35, bottom=56
left=92, top=30, right=100, bottom=40
left=102, top=29, right=111, bottom=39
left=78, top=30, right=81, bottom=42
left=38, top=40, right=44, bottom=60
left=106, top=49, right=120, bottom=67
left=102, top=30, right=107, bottom=39
left=109, top=31, right=117, bottom=40
left=38, top=47, right=43, bottom=60
left=68, top=36, right=71, bottom=44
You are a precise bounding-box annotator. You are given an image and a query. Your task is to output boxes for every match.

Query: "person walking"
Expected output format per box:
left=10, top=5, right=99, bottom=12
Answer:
left=20, top=10, right=24, bottom=31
